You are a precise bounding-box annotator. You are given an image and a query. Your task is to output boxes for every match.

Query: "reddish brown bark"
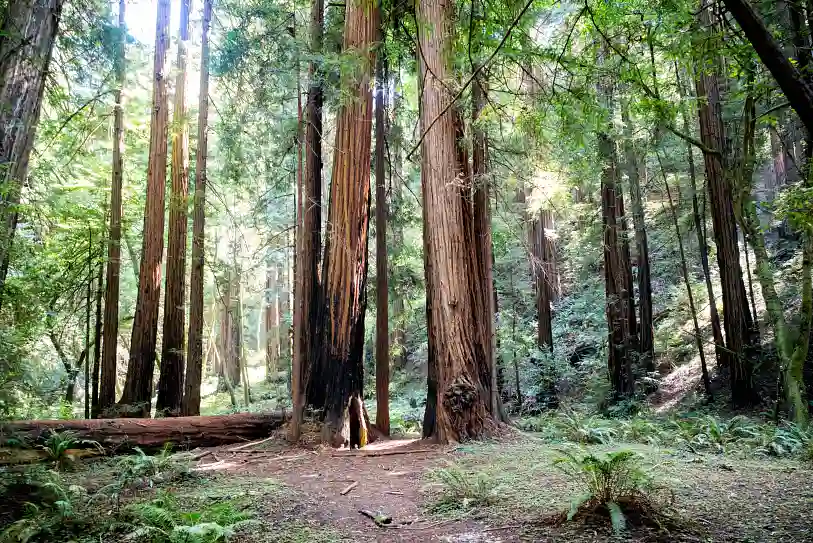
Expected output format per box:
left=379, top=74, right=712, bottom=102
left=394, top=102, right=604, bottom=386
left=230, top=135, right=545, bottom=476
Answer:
left=374, top=50, right=390, bottom=435
left=315, top=0, right=378, bottom=446
left=265, top=260, right=280, bottom=380
left=91, top=261, right=104, bottom=418
left=694, top=4, right=754, bottom=405
left=0, top=412, right=288, bottom=452
left=157, top=0, right=192, bottom=417
left=532, top=212, right=553, bottom=352
left=0, top=0, right=64, bottom=309
left=118, top=0, right=171, bottom=417
left=99, top=0, right=126, bottom=416
left=418, top=0, right=495, bottom=443
left=182, top=0, right=212, bottom=417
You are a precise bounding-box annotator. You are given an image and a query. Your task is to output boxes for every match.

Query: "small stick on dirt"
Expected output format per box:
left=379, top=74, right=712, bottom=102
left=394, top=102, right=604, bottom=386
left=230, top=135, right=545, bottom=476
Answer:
left=385, top=490, right=403, bottom=495
left=359, top=509, right=392, bottom=526
left=191, top=450, right=213, bottom=461
left=332, top=448, right=435, bottom=458
left=340, top=481, right=358, bottom=495
left=228, top=436, right=274, bottom=452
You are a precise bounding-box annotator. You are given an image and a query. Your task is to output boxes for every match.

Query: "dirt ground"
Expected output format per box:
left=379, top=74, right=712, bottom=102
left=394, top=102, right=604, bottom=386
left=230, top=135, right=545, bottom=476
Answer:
left=182, top=429, right=813, bottom=543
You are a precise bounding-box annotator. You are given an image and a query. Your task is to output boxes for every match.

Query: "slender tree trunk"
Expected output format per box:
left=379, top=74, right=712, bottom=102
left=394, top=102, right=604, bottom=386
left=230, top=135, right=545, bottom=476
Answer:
left=621, top=104, right=653, bottom=372
left=291, top=48, right=304, bottom=441
left=374, top=48, right=390, bottom=435
left=532, top=212, right=553, bottom=351
left=99, top=0, right=126, bottom=416
left=91, top=260, right=104, bottom=417
left=418, top=0, right=496, bottom=443
left=157, top=0, right=191, bottom=417
left=85, top=237, right=92, bottom=419
left=266, top=259, right=280, bottom=381
left=181, top=0, right=211, bottom=417
left=694, top=4, right=754, bottom=405
left=0, top=0, right=64, bottom=309
left=314, top=0, right=378, bottom=446
left=119, top=0, right=171, bottom=417
left=229, top=269, right=242, bottom=388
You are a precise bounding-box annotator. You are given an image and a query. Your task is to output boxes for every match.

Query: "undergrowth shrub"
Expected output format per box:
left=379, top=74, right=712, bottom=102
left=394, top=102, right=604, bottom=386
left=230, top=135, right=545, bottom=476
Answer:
left=553, top=449, right=673, bottom=534
left=426, top=464, right=498, bottom=514
left=39, top=430, right=102, bottom=471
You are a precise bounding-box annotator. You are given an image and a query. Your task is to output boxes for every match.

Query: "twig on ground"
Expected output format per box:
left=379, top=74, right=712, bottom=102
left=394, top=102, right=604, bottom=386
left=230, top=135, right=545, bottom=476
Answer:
left=191, top=450, right=213, bottom=461
left=229, top=436, right=274, bottom=451
left=332, top=448, right=435, bottom=458
left=340, top=481, right=359, bottom=495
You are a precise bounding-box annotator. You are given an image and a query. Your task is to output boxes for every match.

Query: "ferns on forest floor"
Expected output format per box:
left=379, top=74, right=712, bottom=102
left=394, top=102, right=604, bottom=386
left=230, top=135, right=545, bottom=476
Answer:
left=426, top=463, right=499, bottom=515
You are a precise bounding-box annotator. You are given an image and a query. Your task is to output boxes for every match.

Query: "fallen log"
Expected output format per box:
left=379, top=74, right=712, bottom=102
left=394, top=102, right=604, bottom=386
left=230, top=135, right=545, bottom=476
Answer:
left=0, top=411, right=288, bottom=452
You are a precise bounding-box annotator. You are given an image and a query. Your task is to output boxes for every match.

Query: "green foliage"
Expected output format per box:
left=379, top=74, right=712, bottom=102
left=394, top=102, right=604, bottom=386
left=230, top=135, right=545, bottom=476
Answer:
left=100, top=444, right=192, bottom=506
left=39, top=430, right=102, bottom=471
left=553, top=450, right=668, bottom=534
left=426, top=464, right=498, bottom=514
left=122, top=491, right=256, bottom=543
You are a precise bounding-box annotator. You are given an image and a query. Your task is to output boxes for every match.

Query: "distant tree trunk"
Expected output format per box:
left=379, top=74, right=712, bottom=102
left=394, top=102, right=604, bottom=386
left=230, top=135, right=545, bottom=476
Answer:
left=621, top=104, right=653, bottom=372
left=230, top=270, right=243, bottom=389
left=157, top=0, right=191, bottom=417
left=0, top=0, right=64, bottom=309
left=389, top=89, right=406, bottom=371
left=91, top=260, right=104, bottom=418
left=676, top=64, right=725, bottom=366
left=374, top=49, right=390, bottom=435
left=119, top=0, right=171, bottom=417
left=531, top=212, right=553, bottom=352
left=616, top=182, right=638, bottom=352
left=291, top=56, right=304, bottom=441
left=181, top=0, right=211, bottom=417
left=99, top=0, right=126, bottom=417
left=313, top=0, right=377, bottom=447
left=294, top=0, right=324, bottom=437
left=280, top=249, right=291, bottom=365
left=85, top=241, right=92, bottom=419
left=265, top=259, right=280, bottom=381
left=472, top=65, right=501, bottom=419
left=419, top=0, right=496, bottom=443
left=694, top=4, right=754, bottom=405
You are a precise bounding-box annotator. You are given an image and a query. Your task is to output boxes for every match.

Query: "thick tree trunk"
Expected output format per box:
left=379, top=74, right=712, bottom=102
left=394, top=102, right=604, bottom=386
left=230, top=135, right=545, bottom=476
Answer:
left=99, top=0, right=126, bottom=417
left=374, top=50, right=390, bottom=435
left=119, top=0, right=171, bottom=417
left=622, top=105, right=654, bottom=372
left=695, top=4, right=754, bottom=405
left=0, top=412, right=288, bottom=452
left=314, top=0, right=377, bottom=447
left=182, top=0, right=211, bottom=417
left=418, top=0, right=496, bottom=443
left=0, top=0, right=63, bottom=308
left=296, top=0, right=325, bottom=426
left=157, top=0, right=191, bottom=417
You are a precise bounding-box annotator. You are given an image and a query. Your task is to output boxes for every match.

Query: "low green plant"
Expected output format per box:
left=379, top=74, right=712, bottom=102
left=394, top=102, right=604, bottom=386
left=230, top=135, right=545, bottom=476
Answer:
left=553, top=449, right=670, bottom=534
left=123, top=491, right=256, bottom=542
left=427, top=464, right=497, bottom=514
left=39, top=430, right=102, bottom=471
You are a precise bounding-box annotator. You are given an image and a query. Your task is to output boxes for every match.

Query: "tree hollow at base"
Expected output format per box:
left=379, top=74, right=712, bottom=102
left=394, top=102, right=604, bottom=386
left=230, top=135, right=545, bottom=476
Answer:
left=323, top=395, right=371, bottom=449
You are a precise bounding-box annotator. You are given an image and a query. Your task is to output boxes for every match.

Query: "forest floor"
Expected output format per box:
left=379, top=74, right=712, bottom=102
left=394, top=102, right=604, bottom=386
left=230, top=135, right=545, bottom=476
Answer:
left=144, top=426, right=813, bottom=543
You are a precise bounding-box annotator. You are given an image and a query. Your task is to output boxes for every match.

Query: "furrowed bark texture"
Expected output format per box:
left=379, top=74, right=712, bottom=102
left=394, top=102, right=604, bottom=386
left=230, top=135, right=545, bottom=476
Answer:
left=694, top=4, right=753, bottom=405
left=532, top=212, right=553, bottom=352
left=299, top=0, right=325, bottom=413
left=182, top=0, right=211, bottom=416
left=119, top=0, right=171, bottom=417
left=316, top=0, right=378, bottom=446
left=374, top=49, right=390, bottom=435
left=99, top=0, right=126, bottom=416
left=418, top=0, right=495, bottom=443
left=158, top=0, right=192, bottom=417
left=0, top=0, right=64, bottom=308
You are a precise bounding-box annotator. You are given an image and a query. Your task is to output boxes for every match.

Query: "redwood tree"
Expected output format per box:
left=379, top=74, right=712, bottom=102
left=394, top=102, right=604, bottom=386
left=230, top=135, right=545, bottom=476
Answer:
left=313, top=0, right=378, bottom=446
left=418, top=0, right=497, bottom=443
left=119, top=0, right=171, bottom=417
left=0, top=0, right=64, bottom=309
left=182, top=0, right=212, bottom=417
left=99, top=0, right=126, bottom=415
left=157, top=0, right=192, bottom=417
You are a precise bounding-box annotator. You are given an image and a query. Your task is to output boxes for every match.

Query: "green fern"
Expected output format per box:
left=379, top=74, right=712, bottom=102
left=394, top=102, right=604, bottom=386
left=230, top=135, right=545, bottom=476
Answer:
left=427, top=464, right=497, bottom=514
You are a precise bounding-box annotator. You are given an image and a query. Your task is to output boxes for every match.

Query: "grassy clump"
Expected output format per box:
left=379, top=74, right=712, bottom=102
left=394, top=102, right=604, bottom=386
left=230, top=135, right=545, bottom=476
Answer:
left=553, top=449, right=673, bottom=534
left=426, top=463, right=498, bottom=514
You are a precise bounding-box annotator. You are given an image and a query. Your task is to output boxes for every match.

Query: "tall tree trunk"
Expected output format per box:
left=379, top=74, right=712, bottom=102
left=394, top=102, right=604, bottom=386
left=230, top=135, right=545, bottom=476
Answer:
left=374, top=49, right=390, bottom=435
left=157, top=0, right=191, bottom=417
left=119, top=0, right=171, bottom=417
left=694, top=4, right=754, bottom=405
left=418, top=0, right=496, bottom=443
left=266, top=258, right=280, bottom=381
left=229, top=270, right=242, bottom=388
left=314, top=0, right=378, bottom=446
left=0, top=0, right=63, bottom=309
left=291, top=49, right=304, bottom=441
left=531, top=212, right=553, bottom=352
left=389, top=87, right=406, bottom=371
left=295, top=0, right=325, bottom=430
left=99, top=0, right=126, bottom=417
left=472, top=64, right=500, bottom=419
left=181, top=0, right=211, bottom=417
left=85, top=239, right=92, bottom=419
left=91, top=260, right=104, bottom=418
left=621, top=104, right=653, bottom=372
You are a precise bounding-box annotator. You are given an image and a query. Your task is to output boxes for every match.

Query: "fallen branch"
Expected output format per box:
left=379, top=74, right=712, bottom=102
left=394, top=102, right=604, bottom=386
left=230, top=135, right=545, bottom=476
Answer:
left=332, top=448, right=435, bottom=458
left=228, top=436, right=274, bottom=452
left=340, top=481, right=358, bottom=495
